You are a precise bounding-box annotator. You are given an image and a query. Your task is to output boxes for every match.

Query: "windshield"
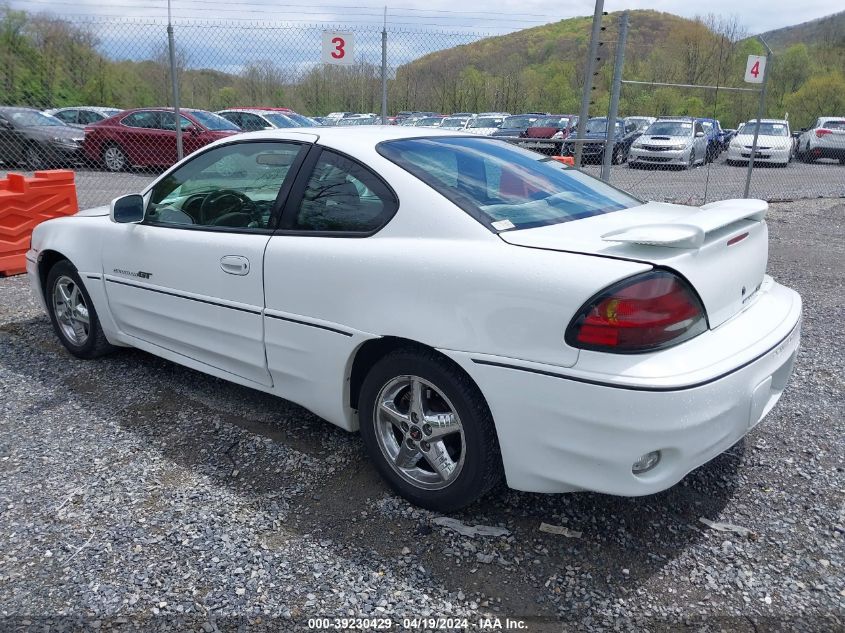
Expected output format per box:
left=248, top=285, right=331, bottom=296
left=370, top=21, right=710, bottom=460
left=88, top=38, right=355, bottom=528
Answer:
left=187, top=110, right=239, bottom=131
left=468, top=117, right=502, bottom=129
left=501, top=115, right=536, bottom=129
left=378, top=136, right=639, bottom=231
left=441, top=117, right=469, bottom=127
left=264, top=112, right=300, bottom=127
left=645, top=121, right=693, bottom=136
left=739, top=121, right=789, bottom=137
left=532, top=116, right=568, bottom=128
left=6, top=110, right=66, bottom=127
left=585, top=119, right=622, bottom=134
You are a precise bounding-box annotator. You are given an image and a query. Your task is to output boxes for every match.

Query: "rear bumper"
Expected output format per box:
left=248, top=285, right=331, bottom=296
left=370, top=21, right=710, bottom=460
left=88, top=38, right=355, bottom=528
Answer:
left=442, top=279, right=802, bottom=495
left=805, top=145, right=845, bottom=159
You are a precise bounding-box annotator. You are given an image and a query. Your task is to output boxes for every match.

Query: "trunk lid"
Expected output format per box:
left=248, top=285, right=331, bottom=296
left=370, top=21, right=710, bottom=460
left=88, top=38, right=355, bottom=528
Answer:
left=500, top=199, right=769, bottom=328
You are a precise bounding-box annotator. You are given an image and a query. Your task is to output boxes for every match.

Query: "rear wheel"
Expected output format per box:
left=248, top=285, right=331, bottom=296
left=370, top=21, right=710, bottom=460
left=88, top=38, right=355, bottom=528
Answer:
left=45, top=260, right=115, bottom=359
left=358, top=348, right=503, bottom=512
left=102, top=144, right=128, bottom=172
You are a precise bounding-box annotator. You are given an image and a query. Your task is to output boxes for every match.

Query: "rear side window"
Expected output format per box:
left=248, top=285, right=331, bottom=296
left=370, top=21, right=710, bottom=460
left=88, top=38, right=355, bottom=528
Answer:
left=289, top=150, right=397, bottom=234
left=123, top=111, right=159, bottom=129
left=378, top=136, right=639, bottom=231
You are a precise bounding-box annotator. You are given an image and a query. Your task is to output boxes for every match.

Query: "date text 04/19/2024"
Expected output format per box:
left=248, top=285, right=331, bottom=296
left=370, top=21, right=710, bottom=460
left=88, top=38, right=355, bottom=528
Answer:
left=307, top=617, right=529, bottom=630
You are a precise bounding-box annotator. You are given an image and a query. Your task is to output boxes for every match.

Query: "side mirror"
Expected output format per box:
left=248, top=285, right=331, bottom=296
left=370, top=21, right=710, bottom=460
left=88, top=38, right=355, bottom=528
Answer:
left=695, top=131, right=705, bottom=137
left=0, top=119, right=12, bottom=130
left=110, top=194, right=145, bottom=224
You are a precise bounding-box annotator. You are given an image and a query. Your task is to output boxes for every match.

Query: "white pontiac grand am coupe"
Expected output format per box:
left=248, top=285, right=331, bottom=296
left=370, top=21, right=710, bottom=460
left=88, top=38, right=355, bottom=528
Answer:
left=26, top=127, right=801, bottom=511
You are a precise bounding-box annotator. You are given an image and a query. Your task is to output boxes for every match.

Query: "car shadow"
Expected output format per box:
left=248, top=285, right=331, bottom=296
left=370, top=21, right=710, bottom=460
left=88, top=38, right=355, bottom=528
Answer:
left=1, top=314, right=745, bottom=624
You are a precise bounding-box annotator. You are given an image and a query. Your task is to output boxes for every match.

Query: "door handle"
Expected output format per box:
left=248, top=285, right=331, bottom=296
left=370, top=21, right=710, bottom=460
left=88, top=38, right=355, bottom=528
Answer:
left=220, top=255, right=250, bottom=276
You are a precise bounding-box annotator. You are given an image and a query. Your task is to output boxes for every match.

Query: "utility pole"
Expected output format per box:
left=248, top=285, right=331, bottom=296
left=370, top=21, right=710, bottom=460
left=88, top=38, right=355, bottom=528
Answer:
left=167, top=0, right=183, bottom=161
left=381, top=6, right=388, bottom=124
left=743, top=37, right=772, bottom=198
left=574, top=0, right=605, bottom=167
left=601, top=10, right=628, bottom=181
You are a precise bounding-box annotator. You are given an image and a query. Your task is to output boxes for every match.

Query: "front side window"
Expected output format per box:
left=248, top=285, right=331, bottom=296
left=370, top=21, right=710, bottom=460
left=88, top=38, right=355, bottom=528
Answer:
left=54, top=110, right=78, bottom=124
left=378, top=136, right=639, bottom=231
left=160, top=112, right=193, bottom=131
left=289, top=150, right=397, bottom=234
left=147, top=142, right=304, bottom=230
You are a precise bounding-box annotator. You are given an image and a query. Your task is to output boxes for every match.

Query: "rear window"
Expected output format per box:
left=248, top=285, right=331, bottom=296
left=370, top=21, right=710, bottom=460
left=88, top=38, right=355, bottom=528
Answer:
left=377, top=136, right=640, bottom=231
left=823, top=120, right=845, bottom=130
left=186, top=109, right=239, bottom=131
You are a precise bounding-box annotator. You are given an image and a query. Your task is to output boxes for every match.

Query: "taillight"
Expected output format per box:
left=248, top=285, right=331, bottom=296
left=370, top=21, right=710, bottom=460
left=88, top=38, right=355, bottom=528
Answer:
left=815, top=129, right=832, bottom=138
left=565, top=270, right=707, bottom=353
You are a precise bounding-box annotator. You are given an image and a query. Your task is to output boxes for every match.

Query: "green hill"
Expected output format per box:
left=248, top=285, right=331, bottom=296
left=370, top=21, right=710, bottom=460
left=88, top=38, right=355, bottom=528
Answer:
left=393, top=9, right=845, bottom=128
left=758, top=10, right=845, bottom=51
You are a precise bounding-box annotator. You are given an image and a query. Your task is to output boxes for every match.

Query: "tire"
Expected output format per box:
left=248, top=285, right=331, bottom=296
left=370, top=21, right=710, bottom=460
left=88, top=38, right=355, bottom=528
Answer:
left=358, top=347, right=503, bottom=512
left=25, top=145, right=47, bottom=171
left=839, top=158, right=845, bottom=165
left=612, top=147, right=625, bottom=165
left=102, top=143, right=128, bottom=172
left=45, top=260, right=116, bottom=359
left=685, top=149, right=695, bottom=170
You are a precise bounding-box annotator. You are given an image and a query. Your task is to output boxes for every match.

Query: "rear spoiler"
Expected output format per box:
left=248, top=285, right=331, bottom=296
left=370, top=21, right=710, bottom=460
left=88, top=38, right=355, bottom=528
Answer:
left=601, top=199, right=767, bottom=249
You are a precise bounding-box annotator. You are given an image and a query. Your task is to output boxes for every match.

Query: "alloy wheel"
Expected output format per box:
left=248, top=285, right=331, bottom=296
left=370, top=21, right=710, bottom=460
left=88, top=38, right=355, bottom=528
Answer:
left=52, top=275, right=90, bottom=346
left=374, top=375, right=465, bottom=490
left=103, top=146, right=126, bottom=171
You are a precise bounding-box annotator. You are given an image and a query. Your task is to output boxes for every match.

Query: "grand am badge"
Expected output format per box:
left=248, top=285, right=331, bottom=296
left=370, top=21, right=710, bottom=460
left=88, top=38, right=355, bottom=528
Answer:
left=113, top=268, right=152, bottom=279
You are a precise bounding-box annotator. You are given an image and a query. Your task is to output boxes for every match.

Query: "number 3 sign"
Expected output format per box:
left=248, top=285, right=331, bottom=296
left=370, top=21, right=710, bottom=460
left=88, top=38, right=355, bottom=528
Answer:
left=322, top=31, right=355, bottom=66
left=744, top=55, right=766, bottom=84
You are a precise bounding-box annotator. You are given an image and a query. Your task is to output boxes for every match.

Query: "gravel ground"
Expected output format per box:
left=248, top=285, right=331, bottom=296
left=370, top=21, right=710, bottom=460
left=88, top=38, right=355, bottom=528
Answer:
left=3, top=153, right=844, bottom=210
left=0, top=199, right=842, bottom=632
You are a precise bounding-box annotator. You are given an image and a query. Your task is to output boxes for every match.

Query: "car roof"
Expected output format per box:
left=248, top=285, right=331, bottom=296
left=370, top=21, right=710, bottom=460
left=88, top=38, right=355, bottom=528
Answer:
left=218, top=108, right=279, bottom=115
left=0, top=106, right=40, bottom=114
left=226, top=126, right=466, bottom=146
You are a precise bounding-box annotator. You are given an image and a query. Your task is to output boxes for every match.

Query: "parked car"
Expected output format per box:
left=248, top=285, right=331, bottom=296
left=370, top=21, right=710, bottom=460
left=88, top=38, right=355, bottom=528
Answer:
left=524, top=115, right=577, bottom=139
left=27, top=127, right=802, bottom=512
left=564, top=117, right=641, bottom=164
left=336, top=115, right=379, bottom=126
left=795, top=117, right=845, bottom=164
left=628, top=118, right=708, bottom=169
left=695, top=117, right=725, bottom=162
left=721, top=128, right=738, bottom=150
left=410, top=116, right=445, bottom=127
left=465, top=115, right=506, bottom=136
left=624, top=116, right=656, bottom=133
left=44, top=106, right=122, bottom=128
left=83, top=108, right=239, bottom=171
left=490, top=114, right=540, bottom=138
left=439, top=116, right=471, bottom=131
left=0, top=106, right=85, bottom=169
left=725, top=119, right=792, bottom=167
left=217, top=109, right=301, bottom=131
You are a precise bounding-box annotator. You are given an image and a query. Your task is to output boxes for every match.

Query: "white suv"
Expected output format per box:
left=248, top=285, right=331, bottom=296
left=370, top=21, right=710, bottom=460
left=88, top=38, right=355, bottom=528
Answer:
left=796, top=117, right=845, bottom=164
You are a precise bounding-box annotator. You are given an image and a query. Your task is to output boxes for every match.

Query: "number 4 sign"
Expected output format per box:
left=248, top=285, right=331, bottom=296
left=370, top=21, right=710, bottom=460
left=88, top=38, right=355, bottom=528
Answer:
left=744, top=55, right=766, bottom=84
left=322, top=31, right=354, bottom=66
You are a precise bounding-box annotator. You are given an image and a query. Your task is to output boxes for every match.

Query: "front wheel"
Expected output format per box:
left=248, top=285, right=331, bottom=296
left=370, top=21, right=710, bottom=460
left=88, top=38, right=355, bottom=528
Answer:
left=26, top=145, right=47, bottom=171
left=358, top=348, right=503, bottom=512
left=45, top=260, right=116, bottom=359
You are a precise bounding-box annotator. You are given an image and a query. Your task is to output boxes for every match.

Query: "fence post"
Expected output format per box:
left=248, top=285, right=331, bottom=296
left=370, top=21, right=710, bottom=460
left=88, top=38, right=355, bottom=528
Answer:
left=167, top=0, right=183, bottom=161
left=381, top=7, right=388, bottom=125
left=743, top=37, right=772, bottom=199
left=601, top=10, right=628, bottom=182
left=574, top=0, right=604, bottom=167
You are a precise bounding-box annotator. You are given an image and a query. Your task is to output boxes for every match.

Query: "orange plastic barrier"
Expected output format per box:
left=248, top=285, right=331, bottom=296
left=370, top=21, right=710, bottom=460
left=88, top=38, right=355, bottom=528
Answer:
left=551, top=156, right=575, bottom=166
left=0, top=170, right=78, bottom=276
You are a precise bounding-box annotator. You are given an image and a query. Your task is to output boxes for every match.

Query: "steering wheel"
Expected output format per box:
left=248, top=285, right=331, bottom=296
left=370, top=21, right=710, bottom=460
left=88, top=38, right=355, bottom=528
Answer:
left=199, top=189, right=253, bottom=225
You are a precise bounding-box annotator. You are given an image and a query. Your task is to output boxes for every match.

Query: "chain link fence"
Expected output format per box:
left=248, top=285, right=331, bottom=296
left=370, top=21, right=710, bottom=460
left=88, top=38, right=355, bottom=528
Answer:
left=1, top=11, right=843, bottom=209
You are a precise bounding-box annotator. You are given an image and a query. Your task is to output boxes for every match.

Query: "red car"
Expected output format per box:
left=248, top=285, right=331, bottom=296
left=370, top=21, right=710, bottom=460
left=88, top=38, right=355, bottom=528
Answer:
left=524, top=114, right=579, bottom=139
left=83, top=108, right=239, bottom=171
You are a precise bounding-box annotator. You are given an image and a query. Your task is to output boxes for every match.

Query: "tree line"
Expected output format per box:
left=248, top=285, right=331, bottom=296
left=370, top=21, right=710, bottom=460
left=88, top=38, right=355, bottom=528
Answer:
left=2, top=6, right=843, bottom=129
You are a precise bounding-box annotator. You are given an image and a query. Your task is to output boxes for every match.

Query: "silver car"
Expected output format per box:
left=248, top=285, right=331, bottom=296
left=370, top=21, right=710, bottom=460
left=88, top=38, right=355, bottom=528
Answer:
left=628, top=118, right=708, bottom=169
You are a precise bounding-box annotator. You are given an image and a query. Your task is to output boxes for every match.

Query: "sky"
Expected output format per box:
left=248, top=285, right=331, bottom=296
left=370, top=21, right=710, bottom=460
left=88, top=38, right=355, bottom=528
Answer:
left=10, top=0, right=840, bottom=34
